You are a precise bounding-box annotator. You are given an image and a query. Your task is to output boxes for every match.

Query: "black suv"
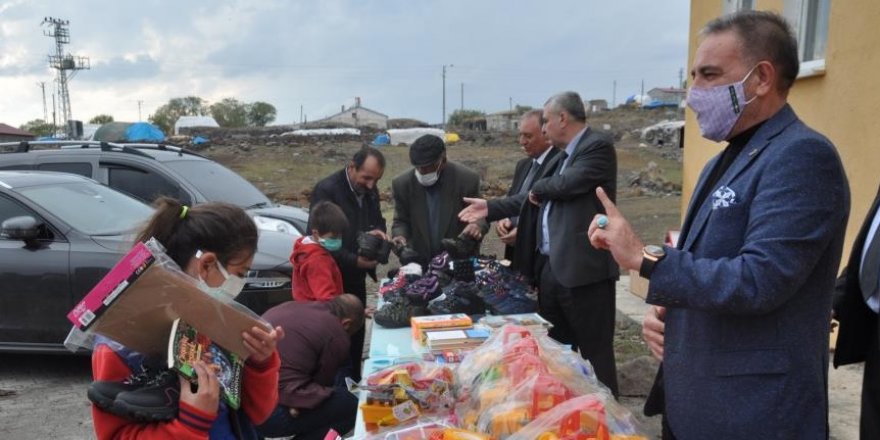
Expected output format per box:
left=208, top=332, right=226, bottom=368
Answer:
left=0, top=170, right=294, bottom=354
left=0, top=141, right=308, bottom=236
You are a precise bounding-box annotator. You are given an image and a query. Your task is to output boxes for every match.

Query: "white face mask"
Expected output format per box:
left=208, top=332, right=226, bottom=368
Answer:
left=195, top=251, right=247, bottom=302
left=415, top=169, right=439, bottom=187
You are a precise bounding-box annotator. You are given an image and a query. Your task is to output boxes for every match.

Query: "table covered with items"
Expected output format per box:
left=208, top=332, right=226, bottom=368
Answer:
left=349, top=252, right=648, bottom=440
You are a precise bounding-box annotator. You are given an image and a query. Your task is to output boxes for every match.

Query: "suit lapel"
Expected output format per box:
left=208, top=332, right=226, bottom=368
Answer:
left=682, top=105, right=798, bottom=251
left=849, top=185, right=880, bottom=279
left=510, top=159, right=530, bottom=195
left=436, top=165, right=458, bottom=237
left=410, top=172, right=430, bottom=245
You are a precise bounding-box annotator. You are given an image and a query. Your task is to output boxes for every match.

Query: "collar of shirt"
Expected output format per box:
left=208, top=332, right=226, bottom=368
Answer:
left=534, top=146, right=553, bottom=166
left=344, top=168, right=358, bottom=194
left=564, top=127, right=588, bottom=159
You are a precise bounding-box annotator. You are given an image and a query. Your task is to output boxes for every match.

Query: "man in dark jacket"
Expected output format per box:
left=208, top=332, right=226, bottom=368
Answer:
left=391, top=135, right=487, bottom=262
left=257, top=294, right=365, bottom=440
left=309, top=146, right=387, bottom=381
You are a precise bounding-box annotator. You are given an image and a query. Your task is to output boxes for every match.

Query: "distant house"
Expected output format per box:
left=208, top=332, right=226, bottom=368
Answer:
left=586, top=99, right=609, bottom=113
left=174, top=116, right=220, bottom=135
left=318, top=97, right=388, bottom=129
left=486, top=110, right=520, bottom=132
left=0, top=123, right=35, bottom=142
left=646, top=88, right=686, bottom=106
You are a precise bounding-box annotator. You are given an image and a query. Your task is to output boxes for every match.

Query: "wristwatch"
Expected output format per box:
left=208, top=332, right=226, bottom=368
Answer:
left=639, top=245, right=666, bottom=279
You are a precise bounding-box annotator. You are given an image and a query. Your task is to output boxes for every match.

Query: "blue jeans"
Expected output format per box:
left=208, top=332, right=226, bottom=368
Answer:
left=256, top=385, right=358, bottom=440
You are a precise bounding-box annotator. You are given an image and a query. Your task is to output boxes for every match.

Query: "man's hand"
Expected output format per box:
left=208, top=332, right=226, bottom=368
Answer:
left=356, top=256, right=379, bottom=270
left=528, top=191, right=540, bottom=206
left=462, top=223, right=483, bottom=240
left=391, top=236, right=407, bottom=248
left=458, top=198, right=489, bottom=223
left=587, top=187, right=645, bottom=271
left=642, top=306, right=666, bottom=361
left=495, top=219, right=512, bottom=237
left=367, top=229, right=388, bottom=241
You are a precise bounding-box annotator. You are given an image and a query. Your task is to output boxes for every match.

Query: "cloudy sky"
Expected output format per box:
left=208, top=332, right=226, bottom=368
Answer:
left=0, top=0, right=691, bottom=128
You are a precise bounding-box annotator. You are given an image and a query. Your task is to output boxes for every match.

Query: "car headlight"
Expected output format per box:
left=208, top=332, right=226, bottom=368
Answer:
left=253, top=215, right=302, bottom=237
left=245, top=270, right=291, bottom=290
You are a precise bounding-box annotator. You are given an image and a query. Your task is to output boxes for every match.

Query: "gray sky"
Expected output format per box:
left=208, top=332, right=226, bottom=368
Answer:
left=0, top=0, right=691, bottom=128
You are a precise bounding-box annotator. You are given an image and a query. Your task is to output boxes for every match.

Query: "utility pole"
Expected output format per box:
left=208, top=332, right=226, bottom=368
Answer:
left=612, top=80, right=617, bottom=108
left=679, top=67, right=685, bottom=89
left=137, top=100, right=143, bottom=121
left=36, top=82, right=48, bottom=122
left=460, top=82, right=464, bottom=111
left=51, top=93, right=56, bottom=128
left=42, top=17, right=89, bottom=136
left=640, top=79, right=645, bottom=107
left=509, top=97, right=512, bottom=111
left=300, top=105, right=304, bottom=124
left=442, top=64, right=454, bottom=128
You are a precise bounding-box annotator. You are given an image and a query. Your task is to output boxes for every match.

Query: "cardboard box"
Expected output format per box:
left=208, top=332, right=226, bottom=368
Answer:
left=629, top=269, right=649, bottom=299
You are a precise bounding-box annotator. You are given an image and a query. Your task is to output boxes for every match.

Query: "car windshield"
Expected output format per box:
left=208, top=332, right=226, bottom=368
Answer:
left=163, top=160, right=271, bottom=208
left=18, top=182, right=153, bottom=236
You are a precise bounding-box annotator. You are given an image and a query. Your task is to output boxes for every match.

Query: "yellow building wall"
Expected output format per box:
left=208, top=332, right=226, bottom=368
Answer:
left=683, top=0, right=880, bottom=262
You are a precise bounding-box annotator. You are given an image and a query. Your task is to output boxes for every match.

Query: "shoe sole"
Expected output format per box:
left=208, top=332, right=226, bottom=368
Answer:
left=87, top=387, right=120, bottom=412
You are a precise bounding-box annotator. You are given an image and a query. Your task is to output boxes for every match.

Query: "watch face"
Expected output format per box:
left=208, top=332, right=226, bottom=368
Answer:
left=645, top=245, right=665, bottom=257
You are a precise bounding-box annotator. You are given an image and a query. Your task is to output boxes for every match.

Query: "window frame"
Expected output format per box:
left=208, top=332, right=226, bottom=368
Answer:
left=784, top=0, right=831, bottom=79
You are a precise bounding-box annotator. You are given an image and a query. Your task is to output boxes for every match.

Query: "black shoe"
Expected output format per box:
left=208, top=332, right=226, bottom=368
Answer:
left=87, top=366, right=157, bottom=412
left=112, top=369, right=180, bottom=422
left=441, top=235, right=479, bottom=259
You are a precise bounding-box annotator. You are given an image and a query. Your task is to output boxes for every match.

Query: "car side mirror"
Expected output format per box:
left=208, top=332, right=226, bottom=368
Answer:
left=1, top=215, right=42, bottom=247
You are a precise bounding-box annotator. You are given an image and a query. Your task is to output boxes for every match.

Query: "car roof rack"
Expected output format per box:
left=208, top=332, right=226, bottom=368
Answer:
left=0, top=140, right=204, bottom=159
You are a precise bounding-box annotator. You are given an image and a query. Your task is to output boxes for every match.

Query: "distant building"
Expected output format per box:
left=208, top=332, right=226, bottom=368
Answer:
left=486, top=110, right=520, bottom=132
left=586, top=99, right=609, bottom=113
left=0, top=123, right=35, bottom=142
left=646, top=87, right=686, bottom=106
left=319, top=97, right=388, bottom=129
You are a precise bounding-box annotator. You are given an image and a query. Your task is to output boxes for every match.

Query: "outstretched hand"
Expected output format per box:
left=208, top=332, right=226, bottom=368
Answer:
left=458, top=198, right=489, bottom=223
left=587, top=187, right=644, bottom=271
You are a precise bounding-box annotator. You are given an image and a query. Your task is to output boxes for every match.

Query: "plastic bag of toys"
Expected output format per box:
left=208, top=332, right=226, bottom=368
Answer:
left=358, top=419, right=491, bottom=440
left=507, top=394, right=648, bottom=440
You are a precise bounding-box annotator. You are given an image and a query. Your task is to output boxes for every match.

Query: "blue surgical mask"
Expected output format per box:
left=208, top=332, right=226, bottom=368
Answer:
left=319, top=237, right=343, bottom=252
left=195, top=251, right=247, bottom=302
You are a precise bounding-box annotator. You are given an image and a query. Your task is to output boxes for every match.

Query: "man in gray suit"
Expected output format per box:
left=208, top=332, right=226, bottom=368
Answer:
left=391, top=134, right=487, bottom=263
left=589, top=11, right=849, bottom=438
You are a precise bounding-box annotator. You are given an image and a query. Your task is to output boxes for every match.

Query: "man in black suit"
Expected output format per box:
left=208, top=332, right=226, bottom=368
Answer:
left=391, top=135, right=487, bottom=263
left=493, top=110, right=557, bottom=262
left=834, top=183, right=880, bottom=438
left=459, top=92, right=619, bottom=395
left=309, top=146, right=387, bottom=381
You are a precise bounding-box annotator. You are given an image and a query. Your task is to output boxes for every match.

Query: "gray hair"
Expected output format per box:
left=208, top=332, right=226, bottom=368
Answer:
left=544, top=91, right=586, bottom=123
left=327, top=293, right=365, bottom=331
left=701, top=10, right=799, bottom=91
left=520, top=109, right=544, bottom=125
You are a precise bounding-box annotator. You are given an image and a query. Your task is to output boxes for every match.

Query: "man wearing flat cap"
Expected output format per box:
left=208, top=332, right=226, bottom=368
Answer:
left=391, top=134, right=487, bottom=263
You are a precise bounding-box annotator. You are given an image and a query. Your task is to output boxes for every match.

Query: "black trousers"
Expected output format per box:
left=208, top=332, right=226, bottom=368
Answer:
left=343, top=275, right=367, bottom=382
left=257, top=385, right=357, bottom=440
left=863, top=329, right=880, bottom=439
left=537, top=254, right=619, bottom=396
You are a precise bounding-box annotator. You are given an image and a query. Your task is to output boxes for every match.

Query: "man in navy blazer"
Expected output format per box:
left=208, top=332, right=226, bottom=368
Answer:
left=588, top=11, right=849, bottom=438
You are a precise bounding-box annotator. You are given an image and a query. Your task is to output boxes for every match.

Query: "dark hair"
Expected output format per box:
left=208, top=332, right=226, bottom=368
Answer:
left=520, top=109, right=544, bottom=125
left=352, top=146, right=386, bottom=170
left=702, top=10, right=800, bottom=91
left=327, top=293, right=365, bottom=331
left=309, top=201, right=349, bottom=235
left=135, top=197, right=258, bottom=269
left=545, top=91, right=587, bottom=123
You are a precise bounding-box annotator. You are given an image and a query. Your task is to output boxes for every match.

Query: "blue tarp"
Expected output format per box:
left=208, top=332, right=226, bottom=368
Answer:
left=124, top=122, right=165, bottom=142
left=192, top=136, right=209, bottom=145
left=373, top=133, right=390, bottom=145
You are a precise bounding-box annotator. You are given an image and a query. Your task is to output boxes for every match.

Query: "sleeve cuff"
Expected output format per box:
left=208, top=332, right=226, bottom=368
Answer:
left=246, top=350, right=281, bottom=372
left=178, top=401, right=217, bottom=434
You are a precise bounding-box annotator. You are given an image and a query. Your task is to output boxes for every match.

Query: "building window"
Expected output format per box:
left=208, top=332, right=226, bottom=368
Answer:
left=785, top=0, right=831, bottom=63
left=723, top=0, right=754, bottom=13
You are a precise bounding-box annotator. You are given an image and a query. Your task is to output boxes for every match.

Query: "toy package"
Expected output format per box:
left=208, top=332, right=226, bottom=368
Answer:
left=355, top=362, right=457, bottom=433
left=358, top=419, right=491, bottom=440
left=507, top=394, right=647, bottom=440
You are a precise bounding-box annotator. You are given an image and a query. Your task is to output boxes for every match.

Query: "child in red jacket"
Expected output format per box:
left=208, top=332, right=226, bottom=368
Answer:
left=89, top=198, right=284, bottom=440
left=291, top=201, right=348, bottom=302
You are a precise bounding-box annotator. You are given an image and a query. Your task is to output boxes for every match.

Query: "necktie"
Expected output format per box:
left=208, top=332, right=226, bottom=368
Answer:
left=860, top=227, right=880, bottom=302
left=518, top=160, right=539, bottom=195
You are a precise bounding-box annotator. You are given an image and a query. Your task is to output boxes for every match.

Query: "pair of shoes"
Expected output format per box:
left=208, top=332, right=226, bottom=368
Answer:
left=440, top=234, right=480, bottom=259
left=357, top=233, right=392, bottom=264
left=392, top=242, right=425, bottom=266
left=88, top=367, right=180, bottom=422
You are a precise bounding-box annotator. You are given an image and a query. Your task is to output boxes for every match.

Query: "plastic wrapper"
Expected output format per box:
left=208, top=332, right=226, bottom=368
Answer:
left=354, top=419, right=491, bottom=440
left=454, top=325, right=608, bottom=438
left=507, top=394, right=647, bottom=440
left=64, top=238, right=269, bottom=359
left=354, top=361, right=456, bottom=433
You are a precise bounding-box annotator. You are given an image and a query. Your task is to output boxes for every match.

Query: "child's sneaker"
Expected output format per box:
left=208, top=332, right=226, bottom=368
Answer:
left=111, top=369, right=180, bottom=422
left=87, top=366, right=156, bottom=412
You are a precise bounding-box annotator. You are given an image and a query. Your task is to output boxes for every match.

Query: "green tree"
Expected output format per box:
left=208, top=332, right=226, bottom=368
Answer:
left=19, top=119, right=57, bottom=137
left=247, top=101, right=276, bottom=127
left=448, top=109, right=486, bottom=127
left=209, top=98, right=248, bottom=127
left=149, top=96, right=208, bottom=133
left=514, top=105, right=534, bottom=114
left=88, top=114, right=114, bottom=124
